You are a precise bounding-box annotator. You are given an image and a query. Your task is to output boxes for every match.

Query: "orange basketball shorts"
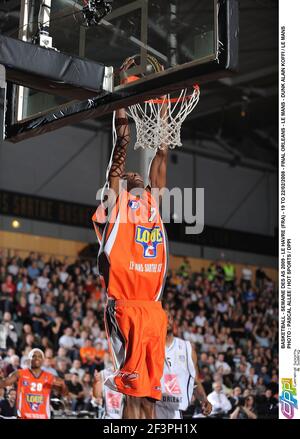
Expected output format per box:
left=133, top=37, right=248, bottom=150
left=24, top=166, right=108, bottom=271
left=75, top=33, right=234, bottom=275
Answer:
left=104, top=299, right=168, bottom=400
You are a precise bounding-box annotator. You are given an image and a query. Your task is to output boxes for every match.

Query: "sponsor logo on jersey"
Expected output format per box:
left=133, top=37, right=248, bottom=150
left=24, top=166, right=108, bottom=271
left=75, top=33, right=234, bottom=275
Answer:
left=179, top=355, right=186, bottom=363
left=135, top=226, right=163, bottom=258
left=22, top=380, right=29, bottom=386
left=26, top=394, right=44, bottom=411
left=128, top=200, right=140, bottom=210
left=164, top=374, right=182, bottom=395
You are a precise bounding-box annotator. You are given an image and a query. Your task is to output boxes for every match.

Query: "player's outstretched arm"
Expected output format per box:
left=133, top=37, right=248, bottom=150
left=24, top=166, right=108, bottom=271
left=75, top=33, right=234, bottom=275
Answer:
left=92, top=370, right=103, bottom=398
left=52, top=376, right=68, bottom=396
left=191, top=348, right=212, bottom=416
left=107, top=57, right=136, bottom=199
left=148, top=100, right=168, bottom=193
left=0, top=370, right=19, bottom=388
left=108, top=107, right=130, bottom=198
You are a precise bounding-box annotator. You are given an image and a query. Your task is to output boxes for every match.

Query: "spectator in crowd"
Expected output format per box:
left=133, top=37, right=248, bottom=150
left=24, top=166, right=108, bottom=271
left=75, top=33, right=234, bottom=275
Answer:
left=256, top=389, right=278, bottom=419
left=0, top=312, right=18, bottom=350
left=230, top=395, right=257, bottom=419
left=1, top=276, right=16, bottom=313
left=0, top=388, right=17, bottom=418
left=241, top=264, right=253, bottom=290
left=59, top=327, right=77, bottom=351
left=70, top=359, right=85, bottom=380
left=207, top=382, right=232, bottom=418
left=66, top=372, right=85, bottom=412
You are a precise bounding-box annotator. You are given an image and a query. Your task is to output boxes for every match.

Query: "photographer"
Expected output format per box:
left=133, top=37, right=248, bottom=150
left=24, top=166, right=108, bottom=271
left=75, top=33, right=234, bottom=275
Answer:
left=230, top=395, right=257, bottom=419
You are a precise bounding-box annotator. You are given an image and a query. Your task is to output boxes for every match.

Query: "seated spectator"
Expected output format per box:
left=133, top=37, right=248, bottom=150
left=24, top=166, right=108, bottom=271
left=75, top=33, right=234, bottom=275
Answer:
left=15, top=296, right=29, bottom=324
left=0, top=312, right=18, bottom=349
left=256, top=389, right=279, bottom=419
left=195, top=310, right=206, bottom=327
left=215, top=353, right=231, bottom=375
left=0, top=389, right=17, bottom=418
left=37, top=268, right=50, bottom=292
left=27, top=261, right=40, bottom=281
left=241, top=264, right=253, bottom=290
left=31, top=305, right=50, bottom=337
left=70, top=359, right=85, bottom=380
left=228, top=386, right=243, bottom=410
left=230, top=395, right=257, bottom=419
left=80, top=339, right=96, bottom=365
left=56, top=359, right=69, bottom=380
left=7, top=258, right=19, bottom=277
left=42, top=357, right=58, bottom=376
left=1, top=275, right=16, bottom=313
left=59, top=327, right=77, bottom=351
left=66, top=372, right=85, bottom=412
left=207, top=382, right=232, bottom=418
left=16, top=276, right=31, bottom=295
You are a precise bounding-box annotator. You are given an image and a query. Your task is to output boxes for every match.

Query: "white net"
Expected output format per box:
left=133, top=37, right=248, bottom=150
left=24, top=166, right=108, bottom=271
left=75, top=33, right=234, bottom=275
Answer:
left=127, top=86, right=200, bottom=150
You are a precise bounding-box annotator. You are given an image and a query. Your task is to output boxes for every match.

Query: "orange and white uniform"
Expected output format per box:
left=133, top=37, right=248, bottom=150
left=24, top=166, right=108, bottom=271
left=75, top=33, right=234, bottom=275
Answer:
left=16, top=369, right=54, bottom=419
left=92, top=188, right=168, bottom=400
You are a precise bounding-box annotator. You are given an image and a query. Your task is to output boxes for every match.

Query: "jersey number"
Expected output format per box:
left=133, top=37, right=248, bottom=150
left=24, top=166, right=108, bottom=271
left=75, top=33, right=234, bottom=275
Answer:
left=30, top=382, right=43, bottom=392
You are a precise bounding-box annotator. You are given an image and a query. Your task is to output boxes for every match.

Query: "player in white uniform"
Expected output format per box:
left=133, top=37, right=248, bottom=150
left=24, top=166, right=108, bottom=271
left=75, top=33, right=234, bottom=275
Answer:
left=93, top=368, right=125, bottom=419
left=155, top=311, right=212, bottom=419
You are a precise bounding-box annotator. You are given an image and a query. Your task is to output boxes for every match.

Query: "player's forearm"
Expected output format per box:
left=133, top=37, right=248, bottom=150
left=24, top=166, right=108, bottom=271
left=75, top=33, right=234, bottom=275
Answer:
left=115, top=109, right=130, bottom=148
left=194, top=381, right=208, bottom=402
left=92, top=381, right=102, bottom=398
left=108, top=113, right=130, bottom=181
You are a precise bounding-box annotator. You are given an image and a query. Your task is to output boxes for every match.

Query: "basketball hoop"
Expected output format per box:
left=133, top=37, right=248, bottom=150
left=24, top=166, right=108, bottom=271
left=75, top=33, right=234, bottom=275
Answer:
left=127, top=85, right=200, bottom=150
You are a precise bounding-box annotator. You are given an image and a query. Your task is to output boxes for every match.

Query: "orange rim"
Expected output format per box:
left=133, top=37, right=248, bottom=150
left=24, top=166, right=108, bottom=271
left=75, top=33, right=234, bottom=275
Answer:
left=122, top=75, right=200, bottom=104
left=145, top=85, right=200, bottom=104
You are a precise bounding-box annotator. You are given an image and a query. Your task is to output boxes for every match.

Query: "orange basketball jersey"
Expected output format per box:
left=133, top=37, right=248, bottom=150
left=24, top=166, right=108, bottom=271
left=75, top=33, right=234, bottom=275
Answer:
left=92, top=188, right=168, bottom=301
left=16, top=369, right=54, bottom=419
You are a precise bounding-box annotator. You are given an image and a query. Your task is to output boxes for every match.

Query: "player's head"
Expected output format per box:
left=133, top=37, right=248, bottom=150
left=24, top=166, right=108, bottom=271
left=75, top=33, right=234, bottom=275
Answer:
left=121, top=172, right=144, bottom=191
left=28, top=348, right=44, bottom=369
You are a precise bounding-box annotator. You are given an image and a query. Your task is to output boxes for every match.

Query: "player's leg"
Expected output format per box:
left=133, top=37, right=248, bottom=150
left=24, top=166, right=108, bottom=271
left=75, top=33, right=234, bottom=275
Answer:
left=140, top=397, right=155, bottom=419
left=123, top=395, right=141, bottom=419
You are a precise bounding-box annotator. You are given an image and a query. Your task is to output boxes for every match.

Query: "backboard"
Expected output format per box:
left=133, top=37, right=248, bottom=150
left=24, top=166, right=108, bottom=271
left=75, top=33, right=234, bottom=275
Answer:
left=5, top=0, right=239, bottom=141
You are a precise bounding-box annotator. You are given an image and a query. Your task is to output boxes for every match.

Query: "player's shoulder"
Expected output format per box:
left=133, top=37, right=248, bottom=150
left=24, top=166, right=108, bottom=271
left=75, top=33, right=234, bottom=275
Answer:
left=175, top=337, right=192, bottom=350
left=42, top=370, right=56, bottom=381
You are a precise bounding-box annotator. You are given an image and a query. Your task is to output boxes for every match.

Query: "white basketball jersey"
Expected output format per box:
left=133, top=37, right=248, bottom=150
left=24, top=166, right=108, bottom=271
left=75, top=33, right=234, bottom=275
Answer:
left=156, top=337, right=196, bottom=413
left=102, top=369, right=124, bottom=419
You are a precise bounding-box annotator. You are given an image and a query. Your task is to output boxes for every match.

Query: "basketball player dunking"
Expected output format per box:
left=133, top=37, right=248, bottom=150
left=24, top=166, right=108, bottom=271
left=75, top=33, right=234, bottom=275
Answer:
left=0, top=349, right=68, bottom=419
left=92, top=58, right=169, bottom=419
left=155, top=310, right=212, bottom=419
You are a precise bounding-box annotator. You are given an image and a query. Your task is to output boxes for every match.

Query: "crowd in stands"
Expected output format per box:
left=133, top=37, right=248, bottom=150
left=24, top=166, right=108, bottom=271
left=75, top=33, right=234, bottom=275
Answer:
left=0, top=251, right=278, bottom=419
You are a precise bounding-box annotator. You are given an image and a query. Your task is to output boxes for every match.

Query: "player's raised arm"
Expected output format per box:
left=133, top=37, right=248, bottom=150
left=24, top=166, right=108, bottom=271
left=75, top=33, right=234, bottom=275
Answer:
left=106, top=58, right=136, bottom=199
left=108, top=107, right=130, bottom=197
left=0, top=370, right=19, bottom=388
left=148, top=99, right=168, bottom=193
